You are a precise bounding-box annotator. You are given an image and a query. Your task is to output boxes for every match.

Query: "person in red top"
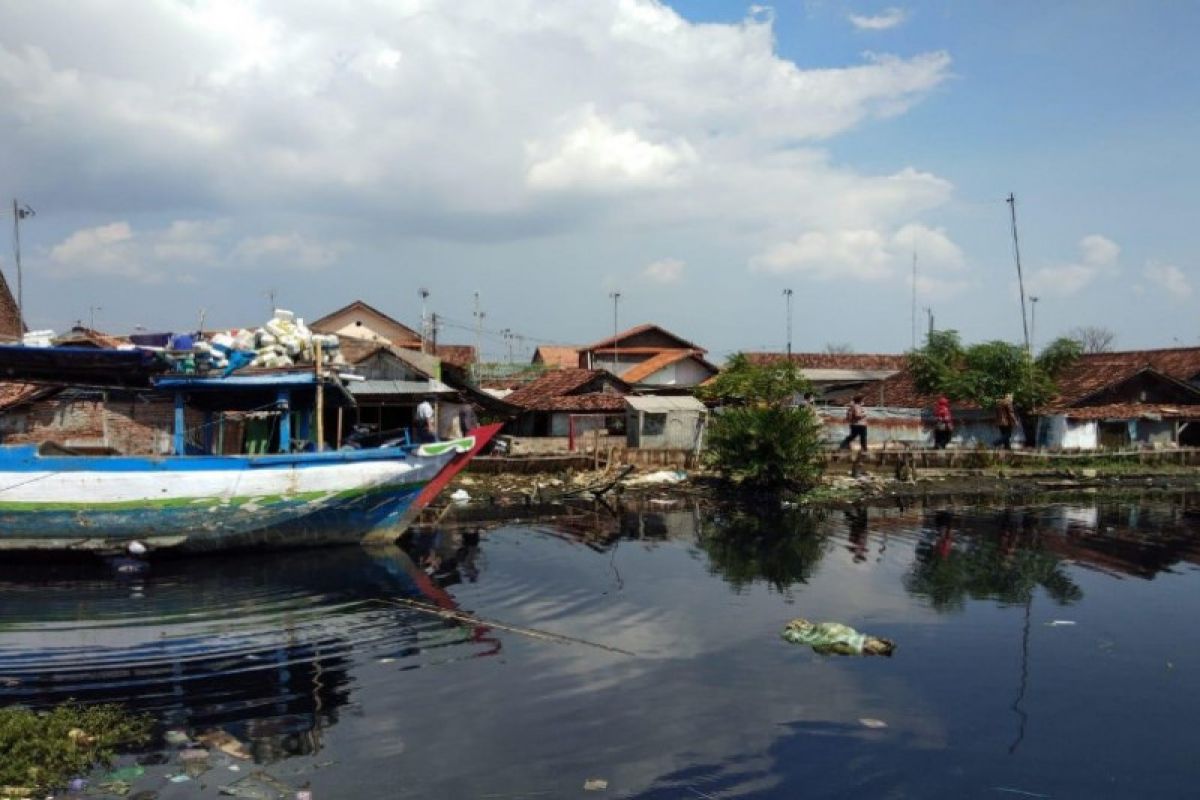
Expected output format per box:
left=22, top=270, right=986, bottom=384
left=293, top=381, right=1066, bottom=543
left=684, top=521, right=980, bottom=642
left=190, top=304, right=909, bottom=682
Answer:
left=932, top=395, right=953, bottom=449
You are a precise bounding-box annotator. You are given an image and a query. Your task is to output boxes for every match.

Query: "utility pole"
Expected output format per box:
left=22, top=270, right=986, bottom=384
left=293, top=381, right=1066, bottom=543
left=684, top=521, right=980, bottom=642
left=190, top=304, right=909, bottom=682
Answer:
left=89, top=305, right=102, bottom=330
left=500, top=328, right=514, bottom=364
left=911, top=252, right=918, bottom=350
left=1007, top=193, right=1031, bottom=356
left=473, top=291, right=485, bottom=381
left=783, top=288, right=794, bottom=358
left=265, top=288, right=276, bottom=316
left=11, top=199, right=35, bottom=328
left=1029, top=296, right=1039, bottom=354
left=608, top=291, right=621, bottom=374
left=431, top=312, right=439, bottom=355
left=925, top=306, right=934, bottom=339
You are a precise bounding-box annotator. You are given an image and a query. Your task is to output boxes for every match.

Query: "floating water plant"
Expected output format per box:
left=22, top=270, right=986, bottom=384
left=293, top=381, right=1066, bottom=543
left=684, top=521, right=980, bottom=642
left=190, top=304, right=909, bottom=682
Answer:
left=0, top=702, right=152, bottom=792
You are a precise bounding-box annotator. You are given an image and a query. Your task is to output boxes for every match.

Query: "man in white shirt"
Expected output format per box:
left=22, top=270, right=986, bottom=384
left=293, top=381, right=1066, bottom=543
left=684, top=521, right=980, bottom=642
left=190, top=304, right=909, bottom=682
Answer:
left=415, top=397, right=437, bottom=443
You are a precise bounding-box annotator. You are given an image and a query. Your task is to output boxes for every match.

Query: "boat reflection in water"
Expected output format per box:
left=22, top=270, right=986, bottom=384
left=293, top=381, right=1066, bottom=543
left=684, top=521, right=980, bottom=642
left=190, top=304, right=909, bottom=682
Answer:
left=0, top=545, right=497, bottom=763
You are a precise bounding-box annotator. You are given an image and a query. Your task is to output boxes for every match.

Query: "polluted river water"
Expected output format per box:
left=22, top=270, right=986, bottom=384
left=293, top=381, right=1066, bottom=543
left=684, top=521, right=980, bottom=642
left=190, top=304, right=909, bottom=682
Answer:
left=3, top=496, right=1200, bottom=798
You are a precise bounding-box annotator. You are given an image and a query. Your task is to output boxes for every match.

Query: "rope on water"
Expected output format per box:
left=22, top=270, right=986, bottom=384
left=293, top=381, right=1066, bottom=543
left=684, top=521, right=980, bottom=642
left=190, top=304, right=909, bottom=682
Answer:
left=379, top=597, right=636, bottom=657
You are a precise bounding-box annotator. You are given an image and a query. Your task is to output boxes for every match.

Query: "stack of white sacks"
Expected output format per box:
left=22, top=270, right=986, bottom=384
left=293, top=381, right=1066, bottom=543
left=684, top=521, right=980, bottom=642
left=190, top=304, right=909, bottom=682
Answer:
left=192, top=310, right=343, bottom=371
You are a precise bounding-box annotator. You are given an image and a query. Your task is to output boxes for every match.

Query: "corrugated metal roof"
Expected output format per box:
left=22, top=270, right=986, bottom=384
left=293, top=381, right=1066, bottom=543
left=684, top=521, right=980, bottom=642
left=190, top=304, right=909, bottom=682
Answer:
left=745, top=352, right=907, bottom=370
left=348, top=379, right=453, bottom=396
left=801, top=368, right=899, bottom=382
left=625, top=395, right=707, bottom=412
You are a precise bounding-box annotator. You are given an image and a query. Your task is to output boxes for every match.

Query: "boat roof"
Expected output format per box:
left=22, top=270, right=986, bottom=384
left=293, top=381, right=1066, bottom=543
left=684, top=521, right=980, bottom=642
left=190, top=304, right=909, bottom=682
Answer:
left=153, top=372, right=356, bottom=410
left=0, top=344, right=167, bottom=387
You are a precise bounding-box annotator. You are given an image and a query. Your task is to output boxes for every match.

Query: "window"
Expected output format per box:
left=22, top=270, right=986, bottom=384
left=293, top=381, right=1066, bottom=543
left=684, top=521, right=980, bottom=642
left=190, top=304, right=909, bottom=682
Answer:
left=643, top=412, right=667, bottom=436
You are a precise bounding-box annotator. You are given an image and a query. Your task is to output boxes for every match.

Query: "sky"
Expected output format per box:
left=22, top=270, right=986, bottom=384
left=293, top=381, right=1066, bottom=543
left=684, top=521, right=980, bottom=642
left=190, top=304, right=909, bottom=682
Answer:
left=1, top=0, right=1198, bottom=362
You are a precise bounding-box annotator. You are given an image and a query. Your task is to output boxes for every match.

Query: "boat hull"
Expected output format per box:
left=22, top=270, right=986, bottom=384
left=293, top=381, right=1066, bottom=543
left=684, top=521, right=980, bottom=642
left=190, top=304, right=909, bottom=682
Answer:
left=0, top=424, right=500, bottom=552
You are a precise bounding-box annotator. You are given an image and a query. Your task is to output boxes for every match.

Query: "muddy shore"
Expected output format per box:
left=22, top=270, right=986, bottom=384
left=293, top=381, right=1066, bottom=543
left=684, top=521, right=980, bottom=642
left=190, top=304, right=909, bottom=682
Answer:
left=436, top=461, right=1200, bottom=525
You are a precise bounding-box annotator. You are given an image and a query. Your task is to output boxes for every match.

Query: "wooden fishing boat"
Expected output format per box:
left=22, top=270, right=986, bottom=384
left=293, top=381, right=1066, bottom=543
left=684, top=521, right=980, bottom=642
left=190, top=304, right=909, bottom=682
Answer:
left=0, top=354, right=500, bottom=552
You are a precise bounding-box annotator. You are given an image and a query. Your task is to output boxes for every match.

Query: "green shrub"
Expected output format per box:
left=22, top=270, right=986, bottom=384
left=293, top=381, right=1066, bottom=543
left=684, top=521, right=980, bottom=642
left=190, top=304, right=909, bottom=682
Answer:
left=701, top=354, right=824, bottom=491
left=0, top=702, right=152, bottom=790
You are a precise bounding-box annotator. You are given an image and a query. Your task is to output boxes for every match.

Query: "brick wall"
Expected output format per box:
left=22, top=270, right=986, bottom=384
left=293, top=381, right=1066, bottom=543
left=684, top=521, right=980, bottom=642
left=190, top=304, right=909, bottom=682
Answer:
left=0, top=393, right=203, bottom=454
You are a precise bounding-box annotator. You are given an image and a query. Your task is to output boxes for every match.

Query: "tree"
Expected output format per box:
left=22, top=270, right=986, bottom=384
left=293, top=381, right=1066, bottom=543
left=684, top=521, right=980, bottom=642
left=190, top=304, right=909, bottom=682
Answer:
left=1067, top=325, right=1115, bottom=353
left=823, top=342, right=855, bottom=354
left=700, top=354, right=823, bottom=491
left=908, top=331, right=1081, bottom=411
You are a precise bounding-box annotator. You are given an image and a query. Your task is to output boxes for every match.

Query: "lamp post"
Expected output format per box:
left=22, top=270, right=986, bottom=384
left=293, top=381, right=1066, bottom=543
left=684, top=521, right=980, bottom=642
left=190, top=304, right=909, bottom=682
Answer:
left=418, top=287, right=430, bottom=353
left=10, top=199, right=35, bottom=327
left=783, top=288, right=793, bottom=358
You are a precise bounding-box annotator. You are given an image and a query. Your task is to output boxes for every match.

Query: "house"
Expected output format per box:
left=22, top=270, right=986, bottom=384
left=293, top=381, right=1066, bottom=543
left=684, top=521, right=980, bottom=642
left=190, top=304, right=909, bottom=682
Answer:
left=504, top=368, right=631, bottom=440
left=578, top=324, right=718, bottom=389
left=310, top=300, right=423, bottom=348
left=625, top=395, right=707, bottom=450
left=531, top=345, right=580, bottom=369
left=337, top=338, right=512, bottom=443
left=1038, top=360, right=1200, bottom=449
left=310, top=300, right=477, bottom=369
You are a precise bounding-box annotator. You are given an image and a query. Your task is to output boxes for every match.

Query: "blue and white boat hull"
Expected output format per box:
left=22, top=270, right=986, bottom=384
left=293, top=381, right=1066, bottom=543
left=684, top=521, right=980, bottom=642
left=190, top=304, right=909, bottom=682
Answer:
left=0, top=427, right=498, bottom=552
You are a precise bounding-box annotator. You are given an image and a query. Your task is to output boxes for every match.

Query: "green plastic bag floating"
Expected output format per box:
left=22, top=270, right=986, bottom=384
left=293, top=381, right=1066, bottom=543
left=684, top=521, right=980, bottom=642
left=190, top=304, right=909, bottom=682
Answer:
left=782, top=618, right=896, bottom=656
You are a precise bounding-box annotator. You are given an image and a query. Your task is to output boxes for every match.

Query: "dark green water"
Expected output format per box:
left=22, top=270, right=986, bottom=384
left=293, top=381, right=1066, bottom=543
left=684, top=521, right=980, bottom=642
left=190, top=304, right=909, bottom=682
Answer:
left=3, top=497, right=1200, bottom=798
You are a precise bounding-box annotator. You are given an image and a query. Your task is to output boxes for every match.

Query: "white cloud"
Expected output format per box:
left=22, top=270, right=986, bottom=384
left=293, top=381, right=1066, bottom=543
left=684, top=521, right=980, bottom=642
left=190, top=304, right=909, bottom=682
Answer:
left=526, top=109, right=697, bottom=192
left=641, top=258, right=685, bottom=284
left=849, top=8, right=909, bottom=31
left=233, top=233, right=342, bottom=270
left=1143, top=262, right=1192, bottom=298
left=1079, top=234, right=1120, bottom=267
left=750, top=223, right=965, bottom=282
left=47, top=220, right=342, bottom=283
left=0, top=2, right=952, bottom=236
left=1027, top=234, right=1120, bottom=297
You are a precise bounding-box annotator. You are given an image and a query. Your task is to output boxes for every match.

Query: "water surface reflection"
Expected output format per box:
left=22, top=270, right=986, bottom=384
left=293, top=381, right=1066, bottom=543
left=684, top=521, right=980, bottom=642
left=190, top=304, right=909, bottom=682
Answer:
left=1, top=497, right=1199, bottom=797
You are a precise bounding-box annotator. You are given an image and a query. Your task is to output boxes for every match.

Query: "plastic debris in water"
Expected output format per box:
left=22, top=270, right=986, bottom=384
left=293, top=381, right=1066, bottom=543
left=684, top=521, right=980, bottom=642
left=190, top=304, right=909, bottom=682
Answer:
left=859, top=718, right=888, bottom=729
left=583, top=778, right=608, bottom=791
left=197, top=729, right=251, bottom=760
left=164, top=729, right=190, bottom=746
left=1045, top=620, right=1076, bottom=627
left=781, top=618, right=896, bottom=656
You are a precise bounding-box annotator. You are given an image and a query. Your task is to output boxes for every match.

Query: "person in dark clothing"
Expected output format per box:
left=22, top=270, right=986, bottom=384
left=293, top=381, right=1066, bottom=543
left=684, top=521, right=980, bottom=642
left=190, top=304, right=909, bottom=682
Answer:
left=995, top=393, right=1018, bottom=450
left=840, top=395, right=868, bottom=451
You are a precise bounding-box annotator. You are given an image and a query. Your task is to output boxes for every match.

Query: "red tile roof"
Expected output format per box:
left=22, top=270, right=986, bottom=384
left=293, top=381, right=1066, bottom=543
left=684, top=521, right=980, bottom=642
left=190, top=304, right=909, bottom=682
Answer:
left=505, top=368, right=629, bottom=411
left=1051, top=361, right=1154, bottom=406
left=53, top=327, right=127, bottom=349
left=1057, top=403, right=1200, bottom=421
left=537, top=393, right=628, bottom=412
left=583, top=323, right=704, bottom=354
left=0, top=382, right=59, bottom=412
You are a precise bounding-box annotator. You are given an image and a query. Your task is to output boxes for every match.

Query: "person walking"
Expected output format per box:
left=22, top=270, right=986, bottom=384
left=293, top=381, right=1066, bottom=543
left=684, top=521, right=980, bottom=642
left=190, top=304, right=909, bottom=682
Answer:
left=995, top=392, right=1018, bottom=450
left=840, top=395, right=868, bottom=451
left=933, top=395, right=954, bottom=449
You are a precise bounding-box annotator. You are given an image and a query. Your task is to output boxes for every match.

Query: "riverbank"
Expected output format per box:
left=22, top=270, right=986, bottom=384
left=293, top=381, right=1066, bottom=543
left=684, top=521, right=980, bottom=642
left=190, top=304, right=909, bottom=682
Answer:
left=440, top=454, right=1200, bottom=523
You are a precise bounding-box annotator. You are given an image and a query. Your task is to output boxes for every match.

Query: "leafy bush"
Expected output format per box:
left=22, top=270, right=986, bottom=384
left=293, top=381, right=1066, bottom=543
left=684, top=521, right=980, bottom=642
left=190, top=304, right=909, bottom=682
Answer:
left=700, top=354, right=824, bottom=491
left=0, top=702, right=152, bottom=789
